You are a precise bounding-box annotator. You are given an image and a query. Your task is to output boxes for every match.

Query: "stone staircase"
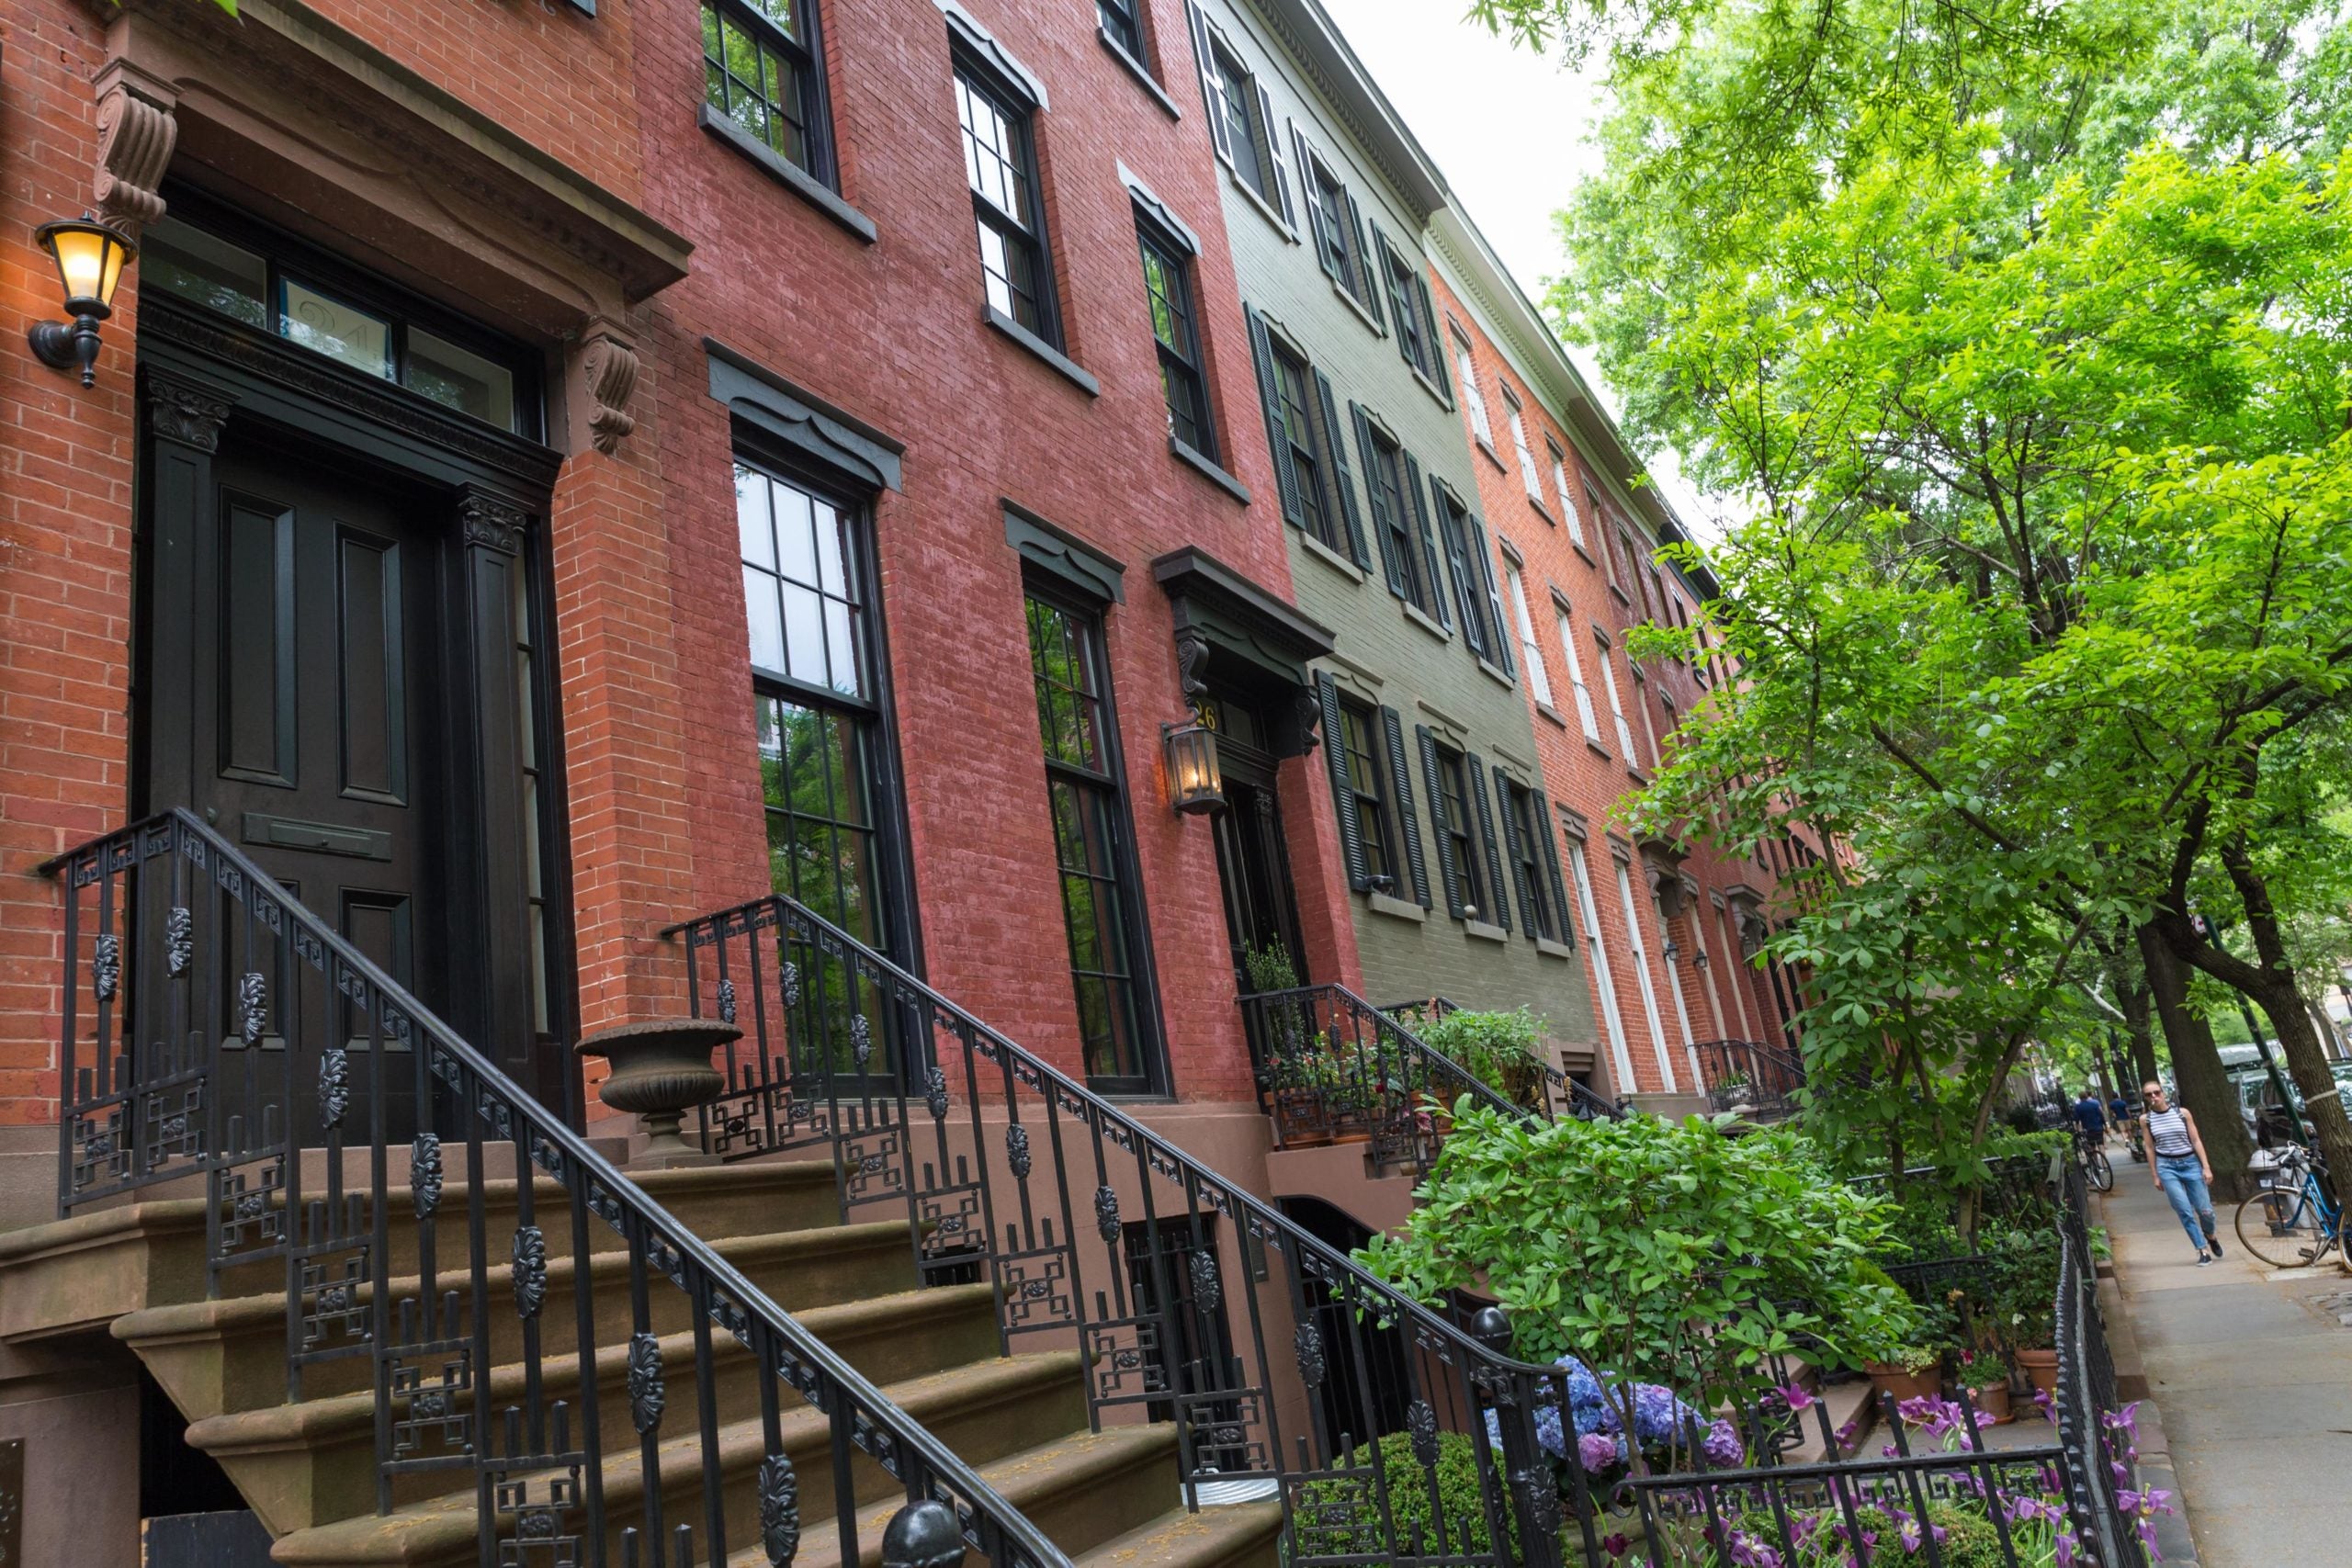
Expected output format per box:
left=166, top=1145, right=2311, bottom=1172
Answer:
left=0, top=1158, right=1283, bottom=1568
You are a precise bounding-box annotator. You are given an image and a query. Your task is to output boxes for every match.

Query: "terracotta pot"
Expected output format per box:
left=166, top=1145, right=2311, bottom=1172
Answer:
left=1967, top=1382, right=2014, bottom=1424
left=1864, top=1360, right=1944, bottom=1406
left=578, top=1018, right=739, bottom=1168
left=2017, top=1348, right=2060, bottom=1398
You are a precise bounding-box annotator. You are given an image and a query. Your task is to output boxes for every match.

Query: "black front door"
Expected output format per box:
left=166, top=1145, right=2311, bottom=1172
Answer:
left=1209, top=743, right=1306, bottom=994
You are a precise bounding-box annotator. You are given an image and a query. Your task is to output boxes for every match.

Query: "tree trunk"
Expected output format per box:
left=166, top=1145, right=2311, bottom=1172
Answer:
left=2137, top=921, right=2257, bottom=1201
left=2120, top=973, right=2160, bottom=1091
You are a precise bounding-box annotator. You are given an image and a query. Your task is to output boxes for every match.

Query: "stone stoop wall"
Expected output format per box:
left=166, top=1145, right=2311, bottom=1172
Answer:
left=1191, top=0, right=1594, bottom=1057
left=1423, top=261, right=1795, bottom=1097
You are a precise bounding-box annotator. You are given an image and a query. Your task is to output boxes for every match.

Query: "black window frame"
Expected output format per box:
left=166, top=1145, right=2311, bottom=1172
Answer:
left=701, top=0, right=838, bottom=189
left=956, top=49, right=1064, bottom=348
left=1432, top=744, right=1486, bottom=919
left=1502, top=777, right=1559, bottom=942
left=1098, top=0, right=1148, bottom=61
left=1023, top=582, right=1169, bottom=1096
left=1334, top=697, right=1396, bottom=893
left=1268, top=340, right=1333, bottom=549
left=1136, top=211, right=1214, bottom=458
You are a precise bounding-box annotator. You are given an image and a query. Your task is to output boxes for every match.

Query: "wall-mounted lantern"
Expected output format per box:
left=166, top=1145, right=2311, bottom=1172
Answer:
left=1162, top=719, right=1223, bottom=815
left=27, top=217, right=136, bottom=388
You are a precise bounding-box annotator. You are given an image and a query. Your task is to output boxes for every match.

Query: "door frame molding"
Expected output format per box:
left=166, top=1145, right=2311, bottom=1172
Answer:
left=132, top=289, right=579, bottom=1116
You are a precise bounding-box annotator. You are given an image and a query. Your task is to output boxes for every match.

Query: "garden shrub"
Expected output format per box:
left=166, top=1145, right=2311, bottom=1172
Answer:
left=1293, top=1428, right=1519, bottom=1559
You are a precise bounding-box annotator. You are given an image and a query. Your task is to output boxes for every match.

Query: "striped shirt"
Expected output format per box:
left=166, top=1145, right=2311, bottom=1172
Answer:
left=2145, top=1106, right=2195, bottom=1158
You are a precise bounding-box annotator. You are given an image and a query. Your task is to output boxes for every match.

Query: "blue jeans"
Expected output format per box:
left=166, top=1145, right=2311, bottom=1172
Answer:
left=2156, top=1155, right=2216, bottom=1253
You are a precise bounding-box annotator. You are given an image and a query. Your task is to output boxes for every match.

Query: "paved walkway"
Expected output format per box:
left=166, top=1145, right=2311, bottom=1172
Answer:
left=2099, top=1155, right=2352, bottom=1566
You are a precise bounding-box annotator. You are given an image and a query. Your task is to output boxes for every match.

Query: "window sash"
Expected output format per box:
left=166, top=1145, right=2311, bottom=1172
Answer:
left=1097, top=0, right=1144, bottom=57
left=1271, top=348, right=1333, bottom=547
left=1555, top=607, right=1600, bottom=741
left=704, top=0, right=827, bottom=178
left=1436, top=749, right=1484, bottom=915
left=1456, top=342, right=1491, bottom=442
left=1568, top=840, right=1637, bottom=1088
left=959, top=66, right=1057, bottom=343
left=1140, top=228, right=1211, bottom=454
left=1383, top=246, right=1426, bottom=372
left=1596, top=635, right=1637, bottom=758
left=1211, top=48, right=1269, bottom=196
left=1506, top=398, right=1544, bottom=502
left=1614, top=856, right=1675, bottom=1089
left=1504, top=561, right=1553, bottom=708
left=1369, top=434, right=1424, bottom=604
left=1435, top=495, right=1492, bottom=659
left=1508, top=785, right=1555, bottom=940
left=1338, top=703, right=1394, bottom=888
left=1551, top=448, right=1586, bottom=547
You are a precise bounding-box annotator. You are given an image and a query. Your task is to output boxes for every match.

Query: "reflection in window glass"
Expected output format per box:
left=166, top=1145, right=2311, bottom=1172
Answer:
left=407, top=328, right=515, bottom=430
left=141, top=218, right=267, bottom=327
left=736, top=463, right=865, bottom=696
left=280, top=278, right=393, bottom=379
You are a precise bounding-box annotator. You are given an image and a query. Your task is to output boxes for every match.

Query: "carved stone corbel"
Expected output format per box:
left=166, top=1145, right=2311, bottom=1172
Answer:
left=141, top=366, right=235, bottom=453
left=458, top=488, right=530, bottom=555
left=1173, top=625, right=1212, bottom=700
left=573, top=321, right=641, bottom=456
left=92, top=61, right=180, bottom=235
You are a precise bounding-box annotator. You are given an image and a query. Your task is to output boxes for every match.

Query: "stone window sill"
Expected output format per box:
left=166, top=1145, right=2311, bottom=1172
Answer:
left=1369, top=891, right=1426, bottom=923
left=1332, top=276, right=1383, bottom=334
left=1535, top=702, right=1569, bottom=730
left=1099, top=28, right=1182, bottom=118
left=1586, top=738, right=1614, bottom=762
left=1170, top=436, right=1249, bottom=502
left=1572, top=539, right=1599, bottom=569
left=1477, top=659, right=1516, bottom=693
left=985, top=308, right=1101, bottom=396
left=1464, top=919, right=1508, bottom=944
left=1536, top=936, right=1575, bottom=961
left=1227, top=164, right=1295, bottom=241
left=700, top=105, right=876, bottom=244
left=1401, top=600, right=1452, bottom=643
left=1298, top=527, right=1364, bottom=581
left=1476, top=437, right=1506, bottom=472
left=1410, top=363, right=1453, bottom=411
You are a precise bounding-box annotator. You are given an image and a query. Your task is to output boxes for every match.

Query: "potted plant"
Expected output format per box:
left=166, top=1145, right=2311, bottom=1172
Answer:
left=1862, top=1342, right=1944, bottom=1405
left=1419, top=1006, right=1550, bottom=1110
left=1953, top=1347, right=2013, bottom=1423
left=1984, top=1226, right=2061, bottom=1396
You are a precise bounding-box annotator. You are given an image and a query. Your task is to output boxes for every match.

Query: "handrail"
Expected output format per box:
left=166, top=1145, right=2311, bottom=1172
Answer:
left=666, top=892, right=1589, bottom=1567
left=46, top=811, right=1063, bottom=1568
left=1378, top=994, right=1629, bottom=1122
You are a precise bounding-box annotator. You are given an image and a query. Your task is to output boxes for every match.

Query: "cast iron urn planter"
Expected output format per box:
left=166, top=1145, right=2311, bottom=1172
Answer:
left=576, top=1018, right=739, bottom=1168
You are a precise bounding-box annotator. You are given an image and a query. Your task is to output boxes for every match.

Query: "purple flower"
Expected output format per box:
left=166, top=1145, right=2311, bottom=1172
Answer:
left=1702, top=1418, right=1743, bottom=1468
left=1578, top=1431, right=1619, bottom=1473
left=2053, top=1528, right=2079, bottom=1568
left=1776, top=1381, right=1815, bottom=1413
left=1600, top=1531, right=1630, bottom=1559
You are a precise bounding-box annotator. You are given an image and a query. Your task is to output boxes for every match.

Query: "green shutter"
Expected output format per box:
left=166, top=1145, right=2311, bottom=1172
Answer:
left=1401, top=450, right=1449, bottom=627
left=1246, top=307, right=1303, bottom=526
left=1465, top=750, right=1508, bottom=931
left=1314, top=370, right=1371, bottom=570
left=1417, top=725, right=1461, bottom=918
left=1469, top=513, right=1515, bottom=677
left=1317, top=672, right=1368, bottom=891
left=1342, top=190, right=1384, bottom=330
left=1352, top=403, right=1407, bottom=597
left=1413, top=267, right=1452, bottom=400
left=1496, top=766, right=1534, bottom=937
left=1381, top=705, right=1430, bottom=908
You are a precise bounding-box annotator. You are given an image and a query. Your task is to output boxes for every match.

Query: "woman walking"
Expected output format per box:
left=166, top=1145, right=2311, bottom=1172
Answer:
left=2143, top=1081, right=2224, bottom=1264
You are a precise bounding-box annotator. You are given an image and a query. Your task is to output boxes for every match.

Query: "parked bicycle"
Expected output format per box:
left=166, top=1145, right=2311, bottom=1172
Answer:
left=2233, top=1144, right=2345, bottom=1268
left=2075, top=1125, right=2116, bottom=1192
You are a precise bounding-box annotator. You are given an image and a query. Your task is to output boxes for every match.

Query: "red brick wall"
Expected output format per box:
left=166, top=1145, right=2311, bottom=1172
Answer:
left=1429, top=267, right=1790, bottom=1095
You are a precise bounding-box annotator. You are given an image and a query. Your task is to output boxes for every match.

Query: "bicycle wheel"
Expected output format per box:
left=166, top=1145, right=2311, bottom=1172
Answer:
left=2235, top=1185, right=2329, bottom=1267
left=2086, top=1148, right=2114, bottom=1192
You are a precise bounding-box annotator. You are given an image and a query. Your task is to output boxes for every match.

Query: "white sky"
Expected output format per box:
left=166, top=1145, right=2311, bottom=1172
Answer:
left=1317, top=0, right=1724, bottom=542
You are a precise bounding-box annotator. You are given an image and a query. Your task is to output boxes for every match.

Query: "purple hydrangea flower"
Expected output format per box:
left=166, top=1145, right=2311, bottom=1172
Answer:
left=1577, top=1431, right=1619, bottom=1473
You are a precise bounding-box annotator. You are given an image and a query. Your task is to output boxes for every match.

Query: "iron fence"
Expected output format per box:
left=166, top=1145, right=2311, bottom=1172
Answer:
left=670, top=893, right=1600, bottom=1567
left=1689, top=1038, right=1807, bottom=1122
left=46, top=811, right=1055, bottom=1568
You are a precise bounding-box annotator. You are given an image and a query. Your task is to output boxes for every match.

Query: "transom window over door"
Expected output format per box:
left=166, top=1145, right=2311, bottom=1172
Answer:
left=958, top=57, right=1059, bottom=344
left=1026, top=592, right=1163, bottom=1093
left=702, top=0, right=833, bottom=182
left=737, top=459, right=899, bottom=1072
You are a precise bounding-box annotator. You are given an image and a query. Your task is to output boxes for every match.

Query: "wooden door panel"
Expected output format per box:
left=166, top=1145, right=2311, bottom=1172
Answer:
left=216, top=492, right=297, bottom=787
left=335, top=528, right=409, bottom=805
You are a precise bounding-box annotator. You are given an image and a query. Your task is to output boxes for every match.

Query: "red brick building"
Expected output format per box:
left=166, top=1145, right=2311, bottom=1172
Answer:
left=1425, top=209, right=1809, bottom=1106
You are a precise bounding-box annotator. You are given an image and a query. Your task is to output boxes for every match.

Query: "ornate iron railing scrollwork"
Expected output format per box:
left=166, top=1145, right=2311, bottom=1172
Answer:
left=668, top=894, right=1591, bottom=1567
left=1686, top=1037, right=1806, bottom=1122
left=44, top=811, right=1067, bottom=1568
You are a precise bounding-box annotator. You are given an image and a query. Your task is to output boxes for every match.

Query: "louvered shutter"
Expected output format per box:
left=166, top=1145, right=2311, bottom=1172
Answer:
left=1186, top=5, right=1232, bottom=161
left=1313, top=371, right=1371, bottom=570
left=1465, top=750, right=1508, bottom=931
left=1468, top=513, right=1515, bottom=676
left=1352, top=403, right=1407, bottom=597
left=1417, top=726, right=1461, bottom=918
left=1255, top=83, right=1296, bottom=224
left=1342, top=191, right=1384, bottom=329
left=1380, top=706, right=1430, bottom=908
left=1294, top=127, right=1340, bottom=281
left=1412, top=268, right=1452, bottom=399
left=1317, top=673, right=1368, bottom=890
left=1401, top=451, right=1450, bottom=627
left=1532, top=788, right=1572, bottom=943
left=1496, top=766, right=1534, bottom=936
left=1245, top=308, right=1303, bottom=525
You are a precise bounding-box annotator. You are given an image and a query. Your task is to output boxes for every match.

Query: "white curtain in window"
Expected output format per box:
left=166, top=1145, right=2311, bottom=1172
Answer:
left=1555, top=608, right=1600, bottom=741
left=1614, top=856, right=1676, bottom=1092
left=1504, top=560, right=1553, bottom=707
left=1569, top=841, right=1637, bottom=1089
left=1596, top=636, right=1636, bottom=758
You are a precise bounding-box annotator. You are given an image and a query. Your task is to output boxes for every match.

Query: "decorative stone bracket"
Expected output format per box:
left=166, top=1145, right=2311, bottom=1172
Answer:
left=93, top=59, right=179, bottom=234
left=573, top=321, right=641, bottom=457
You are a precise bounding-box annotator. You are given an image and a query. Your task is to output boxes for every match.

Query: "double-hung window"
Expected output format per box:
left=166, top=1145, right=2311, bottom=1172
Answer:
left=1504, top=389, right=1544, bottom=506
left=1300, top=148, right=1378, bottom=314
left=1501, top=779, right=1559, bottom=942
left=702, top=0, right=832, bottom=183
left=739, top=459, right=898, bottom=1071
left=1555, top=604, right=1601, bottom=743
left=1136, top=216, right=1212, bottom=456
left=1502, top=557, right=1553, bottom=708
left=1550, top=443, right=1587, bottom=548
left=1432, top=482, right=1505, bottom=669
left=1098, top=0, right=1146, bottom=60
left=1380, top=240, right=1436, bottom=383
left=1200, top=35, right=1291, bottom=219
left=1596, top=632, right=1638, bottom=761
left=1025, top=591, right=1162, bottom=1093
left=1268, top=342, right=1334, bottom=548
left=958, top=56, right=1058, bottom=344
left=1335, top=699, right=1396, bottom=892
left=1453, top=333, right=1492, bottom=446
left=1362, top=422, right=1433, bottom=615
left=1432, top=743, right=1486, bottom=919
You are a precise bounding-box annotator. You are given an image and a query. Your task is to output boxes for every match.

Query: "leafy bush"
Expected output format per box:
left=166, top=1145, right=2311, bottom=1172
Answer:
left=1358, top=1105, right=1920, bottom=1411
left=1292, top=1428, right=1519, bottom=1559
left=1415, top=1006, right=1548, bottom=1107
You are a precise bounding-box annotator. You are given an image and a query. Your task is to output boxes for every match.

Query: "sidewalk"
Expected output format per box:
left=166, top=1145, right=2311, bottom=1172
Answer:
left=2098, top=1156, right=2352, bottom=1566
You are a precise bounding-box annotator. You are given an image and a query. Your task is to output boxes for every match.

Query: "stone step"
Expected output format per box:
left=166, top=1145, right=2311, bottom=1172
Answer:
left=269, top=1352, right=1095, bottom=1568
left=0, top=1161, right=842, bottom=1343
left=1074, top=1500, right=1287, bottom=1568
left=721, top=1423, right=1182, bottom=1568
left=117, top=1218, right=920, bottom=1419
left=1779, top=1376, right=1880, bottom=1464
left=184, top=1281, right=1003, bottom=1534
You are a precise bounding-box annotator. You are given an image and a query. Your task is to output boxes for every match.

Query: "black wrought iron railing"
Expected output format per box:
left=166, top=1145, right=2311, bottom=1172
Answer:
left=1690, top=1036, right=1806, bottom=1122
left=45, top=812, right=1060, bottom=1568
left=669, top=894, right=1597, bottom=1566
left=1376, top=994, right=1628, bottom=1125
